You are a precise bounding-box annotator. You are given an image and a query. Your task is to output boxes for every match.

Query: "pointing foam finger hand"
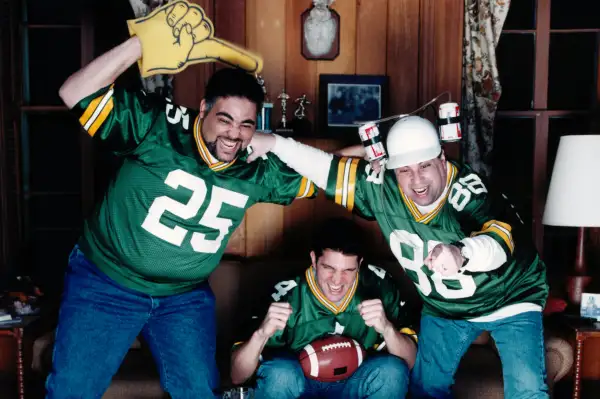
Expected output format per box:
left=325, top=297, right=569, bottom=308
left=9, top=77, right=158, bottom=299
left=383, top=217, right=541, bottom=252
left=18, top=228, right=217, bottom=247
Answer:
left=166, top=2, right=188, bottom=28
left=173, top=6, right=203, bottom=37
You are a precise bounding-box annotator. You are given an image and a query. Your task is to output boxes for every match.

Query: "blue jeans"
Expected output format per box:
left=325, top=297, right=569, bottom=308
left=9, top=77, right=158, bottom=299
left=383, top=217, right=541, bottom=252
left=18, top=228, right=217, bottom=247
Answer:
left=254, top=353, right=409, bottom=399
left=410, top=312, right=548, bottom=399
left=45, top=246, right=220, bottom=398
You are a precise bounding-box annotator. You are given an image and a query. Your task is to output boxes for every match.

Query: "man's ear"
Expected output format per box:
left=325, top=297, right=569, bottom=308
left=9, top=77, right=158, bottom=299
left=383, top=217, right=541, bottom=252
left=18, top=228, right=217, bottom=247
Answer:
left=310, top=251, right=317, bottom=267
left=199, top=99, right=207, bottom=119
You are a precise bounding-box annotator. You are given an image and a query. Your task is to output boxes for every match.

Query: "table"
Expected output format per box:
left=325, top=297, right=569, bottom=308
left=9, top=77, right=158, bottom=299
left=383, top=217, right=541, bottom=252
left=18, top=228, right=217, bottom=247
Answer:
left=0, top=316, right=39, bottom=399
left=562, top=317, right=600, bottom=399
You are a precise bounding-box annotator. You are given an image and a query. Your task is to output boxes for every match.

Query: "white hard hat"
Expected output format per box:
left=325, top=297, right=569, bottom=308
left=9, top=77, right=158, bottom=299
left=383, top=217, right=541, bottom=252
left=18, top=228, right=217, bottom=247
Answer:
left=385, top=116, right=441, bottom=169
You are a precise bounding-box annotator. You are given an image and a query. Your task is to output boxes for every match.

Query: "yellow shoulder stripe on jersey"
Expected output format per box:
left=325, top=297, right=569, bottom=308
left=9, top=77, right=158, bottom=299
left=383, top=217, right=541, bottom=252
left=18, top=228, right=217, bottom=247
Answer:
left=400, top=327, right=419, bottom=342
left=305, top=266, right=358, bottom=314
left=296, top=177, right=316, bottom=199
left=193, top=115, right=237, bottom=172
left=78, top=85, right=115, bottom=137
left=334, top=157, right=360, bottom=211
left=399, top=162, right=457, bottom=224
left=472, top=220, right=515, bottom=254
left=375, top=327, right=418, bottom=351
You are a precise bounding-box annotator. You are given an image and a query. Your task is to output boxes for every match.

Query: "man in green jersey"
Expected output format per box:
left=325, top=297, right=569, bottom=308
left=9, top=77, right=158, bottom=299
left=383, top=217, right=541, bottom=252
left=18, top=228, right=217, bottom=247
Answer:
left=48, top=6, right=315, bottom=399
left=230, top=218, right=417, bottom=399
left=246, top=116, right=550, bottom=398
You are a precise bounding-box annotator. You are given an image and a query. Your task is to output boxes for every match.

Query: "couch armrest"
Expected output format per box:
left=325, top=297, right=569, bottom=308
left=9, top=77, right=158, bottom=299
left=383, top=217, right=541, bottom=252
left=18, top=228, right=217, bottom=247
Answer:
left=32, top=330, right=55, bottom=373
left=545, top=335, right=574, bottom=384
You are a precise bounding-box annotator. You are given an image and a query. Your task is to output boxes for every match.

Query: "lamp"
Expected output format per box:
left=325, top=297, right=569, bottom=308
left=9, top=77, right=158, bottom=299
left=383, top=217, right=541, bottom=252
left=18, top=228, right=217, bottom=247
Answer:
left=543, top=135, right=600, bottom=305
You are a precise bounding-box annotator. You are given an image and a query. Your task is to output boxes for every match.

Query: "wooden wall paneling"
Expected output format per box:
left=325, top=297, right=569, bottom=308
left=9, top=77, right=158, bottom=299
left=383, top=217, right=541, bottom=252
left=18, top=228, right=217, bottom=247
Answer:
left=419, top=0, right=464, bottom=161
left=242, top=0, right=288, bottom=258
left=246, top=0, right=286, bottom=102
left=214, top=0, right=246, bottom=72
left=386, top=0, right=420, bottom=115
left=355, top=0, right=388, bottom=75
left=314, top=0, right=357, bottom=127
left=316, top=0, right=357, bottom=77
left=174, top=0, right=215, bottom=108
left=285, top=0, right=318, bottom=128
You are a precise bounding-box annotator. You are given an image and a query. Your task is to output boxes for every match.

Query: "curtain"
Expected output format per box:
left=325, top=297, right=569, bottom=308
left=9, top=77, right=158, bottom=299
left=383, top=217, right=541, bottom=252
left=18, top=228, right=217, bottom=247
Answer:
left=462, top=0, right=511, bottom=179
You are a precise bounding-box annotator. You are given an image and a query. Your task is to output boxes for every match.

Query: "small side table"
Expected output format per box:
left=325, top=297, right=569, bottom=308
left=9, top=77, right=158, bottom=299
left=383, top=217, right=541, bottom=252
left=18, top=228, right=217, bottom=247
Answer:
left=0, top=316, right=39, bottom=399
left=562, top=317, right=600, bottom=399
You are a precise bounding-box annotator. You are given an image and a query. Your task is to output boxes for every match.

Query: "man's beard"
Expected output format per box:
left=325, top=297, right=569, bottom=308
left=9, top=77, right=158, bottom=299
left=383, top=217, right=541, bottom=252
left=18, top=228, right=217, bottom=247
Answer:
left=205, top=139, right=243, bottom=162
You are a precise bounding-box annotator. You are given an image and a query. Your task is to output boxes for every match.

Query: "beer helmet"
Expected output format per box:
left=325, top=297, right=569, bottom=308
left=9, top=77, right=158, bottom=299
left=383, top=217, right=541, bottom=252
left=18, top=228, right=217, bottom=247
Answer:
left=385, top=116, right=441, bottom=169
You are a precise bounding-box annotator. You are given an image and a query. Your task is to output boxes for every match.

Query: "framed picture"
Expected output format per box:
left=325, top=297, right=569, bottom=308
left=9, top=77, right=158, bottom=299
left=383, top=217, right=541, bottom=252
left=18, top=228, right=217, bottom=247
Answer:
left=318, top=74, right=389, bottom=138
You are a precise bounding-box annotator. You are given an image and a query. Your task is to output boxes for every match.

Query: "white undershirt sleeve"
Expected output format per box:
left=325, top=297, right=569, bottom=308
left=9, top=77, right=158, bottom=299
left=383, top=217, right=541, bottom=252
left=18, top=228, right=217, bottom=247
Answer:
left=271, top=135, right=333, bottom=189
left=460, top=235, right=508, bottom=272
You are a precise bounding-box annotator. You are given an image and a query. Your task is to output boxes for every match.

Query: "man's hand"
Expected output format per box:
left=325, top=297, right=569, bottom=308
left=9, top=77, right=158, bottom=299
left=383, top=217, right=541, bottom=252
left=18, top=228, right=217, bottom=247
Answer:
left=425, top=244, right=464, bottom=276
left=127, top=0, right=262, bottom=77
left=358, top=299, right=393, bottom=335
left=255, top=302, right=292, bottom=340
left=247, top=132, right=277, bottom=162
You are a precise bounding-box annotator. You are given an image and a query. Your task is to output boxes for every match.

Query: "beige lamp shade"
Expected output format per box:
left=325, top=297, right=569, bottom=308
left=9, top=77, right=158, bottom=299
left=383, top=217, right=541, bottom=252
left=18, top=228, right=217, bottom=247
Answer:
left=542, top=135, right=600, bottom=227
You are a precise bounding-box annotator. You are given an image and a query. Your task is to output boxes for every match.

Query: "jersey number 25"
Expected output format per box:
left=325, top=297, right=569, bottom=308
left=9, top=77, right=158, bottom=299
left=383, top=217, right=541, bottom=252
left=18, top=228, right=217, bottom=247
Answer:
left=142, top=169, right=248, bottom=253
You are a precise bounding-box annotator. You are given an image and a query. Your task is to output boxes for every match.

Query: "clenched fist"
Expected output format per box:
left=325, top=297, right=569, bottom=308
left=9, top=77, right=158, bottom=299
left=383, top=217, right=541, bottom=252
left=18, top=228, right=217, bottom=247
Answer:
left=425, top=244, right=464, bottom=276
left=255, top=302, right=293, bottom=340
left=358, top=299, right=392, bottom=335
left=127, top=0, right=262, bottom=77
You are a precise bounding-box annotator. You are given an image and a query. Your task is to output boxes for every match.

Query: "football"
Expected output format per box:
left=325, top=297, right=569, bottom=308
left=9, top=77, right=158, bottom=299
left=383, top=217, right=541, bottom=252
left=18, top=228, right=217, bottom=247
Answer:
left=298, top=335, right=366, bottom=382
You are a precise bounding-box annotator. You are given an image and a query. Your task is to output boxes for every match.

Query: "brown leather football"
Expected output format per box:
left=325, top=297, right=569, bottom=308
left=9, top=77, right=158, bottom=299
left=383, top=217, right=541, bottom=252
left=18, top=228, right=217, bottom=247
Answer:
left=298, top=335, right=366, bottom=382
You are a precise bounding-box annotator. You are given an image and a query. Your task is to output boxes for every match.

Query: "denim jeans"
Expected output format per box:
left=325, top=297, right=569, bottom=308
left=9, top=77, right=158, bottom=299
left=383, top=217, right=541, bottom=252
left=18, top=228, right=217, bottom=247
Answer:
left=45, top=246, right=220, bottom=399
left=410, top=312, right=549, bottom=399
left=254, top=353, right=409, bottom=399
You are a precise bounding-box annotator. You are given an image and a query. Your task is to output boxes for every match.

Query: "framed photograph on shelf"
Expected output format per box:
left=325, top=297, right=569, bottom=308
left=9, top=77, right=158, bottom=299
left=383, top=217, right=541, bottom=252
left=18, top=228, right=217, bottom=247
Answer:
left=318, top=74, right=388, bottom=138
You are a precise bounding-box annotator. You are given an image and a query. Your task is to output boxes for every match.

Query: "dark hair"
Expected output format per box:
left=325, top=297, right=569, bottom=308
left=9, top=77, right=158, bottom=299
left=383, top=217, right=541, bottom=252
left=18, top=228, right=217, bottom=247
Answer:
left=204, top=68, right=264, bottom=112
left=312, top=217, right=365, bottom=260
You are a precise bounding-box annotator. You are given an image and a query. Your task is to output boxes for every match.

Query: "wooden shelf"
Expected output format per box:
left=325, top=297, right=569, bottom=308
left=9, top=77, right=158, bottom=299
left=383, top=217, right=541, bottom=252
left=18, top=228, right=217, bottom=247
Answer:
left=23, top=24, right=80, bottom=29
left=503, top=28, right=600, bottom=34
left=20, top=106, right=68, bottom=112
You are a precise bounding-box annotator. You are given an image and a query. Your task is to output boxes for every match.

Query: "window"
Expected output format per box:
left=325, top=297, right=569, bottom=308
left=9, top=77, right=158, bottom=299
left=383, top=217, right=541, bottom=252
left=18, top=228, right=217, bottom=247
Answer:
left=16, top=0, right=93, bottom=292
left=495, top=0, right=600, bottom=275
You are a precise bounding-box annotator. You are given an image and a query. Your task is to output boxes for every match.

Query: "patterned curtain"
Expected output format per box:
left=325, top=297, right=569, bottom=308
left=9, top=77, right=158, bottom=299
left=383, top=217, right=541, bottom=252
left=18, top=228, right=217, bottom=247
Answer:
left=128, top=0, right=175, bottom=96
left=462, top=0, right=511, bottom=178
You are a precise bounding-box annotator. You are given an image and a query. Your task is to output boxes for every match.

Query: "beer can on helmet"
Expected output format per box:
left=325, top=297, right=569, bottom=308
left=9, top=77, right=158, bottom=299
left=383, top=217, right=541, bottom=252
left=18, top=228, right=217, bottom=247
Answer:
left=438, top=102, right=462, bottom=142
left=358, top=122, right=386, bottom=162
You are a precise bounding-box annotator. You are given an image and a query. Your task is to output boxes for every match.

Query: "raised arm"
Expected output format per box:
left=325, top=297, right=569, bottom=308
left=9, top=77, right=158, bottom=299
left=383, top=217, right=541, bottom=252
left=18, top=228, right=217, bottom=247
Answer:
left=248, top=133, right=333, bottom=189
left=230, top=302, right=292, bottom=385
left=59, top=37, right=142, bottom=109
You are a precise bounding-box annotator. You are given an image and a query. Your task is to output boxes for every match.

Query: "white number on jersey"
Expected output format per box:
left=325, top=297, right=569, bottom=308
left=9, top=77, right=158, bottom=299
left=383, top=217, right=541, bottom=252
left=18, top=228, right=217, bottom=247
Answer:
left=272, top=280, right=298, bottom=301
left=165, top=98, right=190, bottom=129
left=389, top=229, right=476, bottom=299
left=367, top=264, right=387, bottom=279
left=448, top=173, right=488, bottom=212
left=141, top=169, right=249, bottom=253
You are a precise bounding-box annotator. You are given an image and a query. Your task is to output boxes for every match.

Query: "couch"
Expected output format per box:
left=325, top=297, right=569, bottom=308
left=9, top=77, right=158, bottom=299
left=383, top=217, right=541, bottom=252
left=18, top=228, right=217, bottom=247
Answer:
left=31, top=258, right=574, bottom=398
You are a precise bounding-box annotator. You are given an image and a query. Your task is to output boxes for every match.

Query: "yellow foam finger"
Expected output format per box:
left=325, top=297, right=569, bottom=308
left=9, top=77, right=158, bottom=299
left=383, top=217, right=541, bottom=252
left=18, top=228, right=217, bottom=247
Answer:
left=173, top=5, right=204, bottom=36
left=188, top=38, right=263, bottom=74
left=166, top=2, right=189, bottom=27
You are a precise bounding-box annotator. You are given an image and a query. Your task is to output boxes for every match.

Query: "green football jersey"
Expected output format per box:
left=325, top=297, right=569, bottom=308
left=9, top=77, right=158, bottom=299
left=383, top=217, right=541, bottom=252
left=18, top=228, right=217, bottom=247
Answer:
left=325, top=156, right=548, bottom=319
left=236, top=264, right=417, bottom=356
left=72, top=84, right=316, bottom=296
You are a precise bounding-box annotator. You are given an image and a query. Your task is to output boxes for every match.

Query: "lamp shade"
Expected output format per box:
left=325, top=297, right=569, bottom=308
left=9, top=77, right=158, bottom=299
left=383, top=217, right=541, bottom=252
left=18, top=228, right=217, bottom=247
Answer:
left=543, top=135, right=600, bottom=227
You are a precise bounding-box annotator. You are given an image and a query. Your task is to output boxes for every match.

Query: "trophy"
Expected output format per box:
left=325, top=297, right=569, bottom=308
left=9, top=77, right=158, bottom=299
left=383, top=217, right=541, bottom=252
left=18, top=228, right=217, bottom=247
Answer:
left=275, top=88, right=294, bottom=136
left=256, top=75, right=273, bottom=132
left=291, top=94, right=312, bottom=135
